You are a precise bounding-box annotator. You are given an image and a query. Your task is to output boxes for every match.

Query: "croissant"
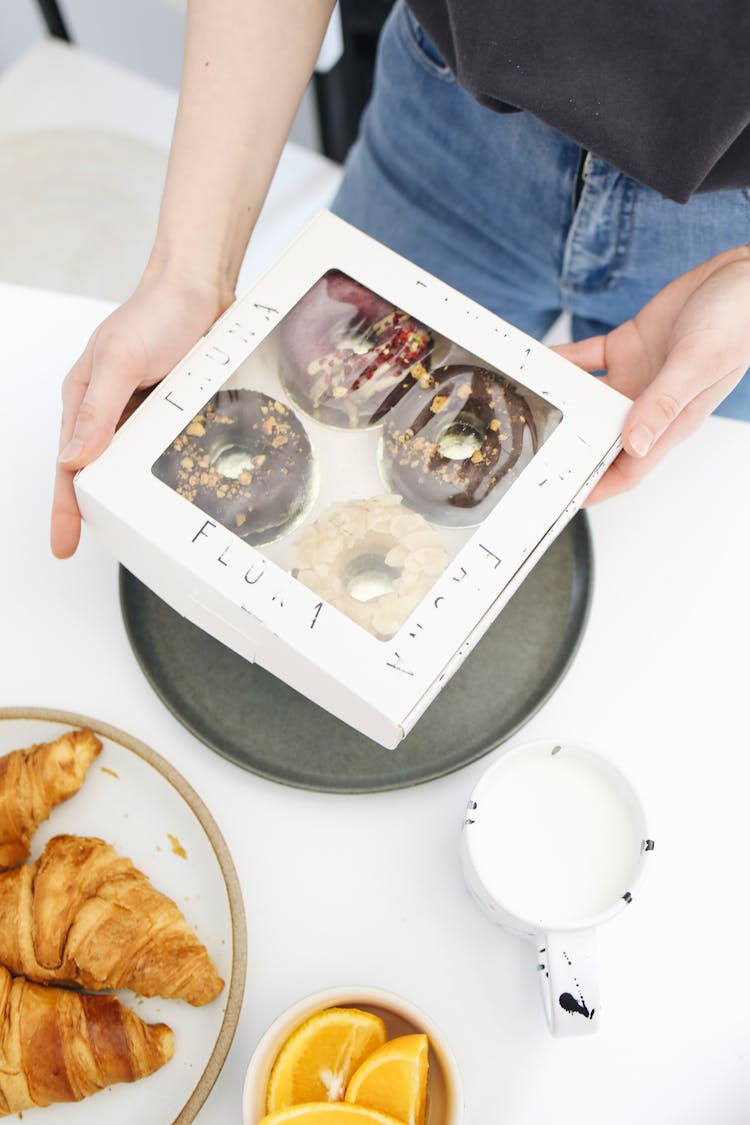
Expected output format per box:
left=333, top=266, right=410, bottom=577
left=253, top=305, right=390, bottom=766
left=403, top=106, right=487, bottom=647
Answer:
left=0, top=728, right=101, bottom=869
left=0, top=964, right=173, bottom=1116
left=0, top=834, right=224, bottom=1006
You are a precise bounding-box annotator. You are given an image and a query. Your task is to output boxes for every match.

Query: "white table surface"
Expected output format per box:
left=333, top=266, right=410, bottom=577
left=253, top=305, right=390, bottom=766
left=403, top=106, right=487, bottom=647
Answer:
left=2, top=278, right=749, bottom=1124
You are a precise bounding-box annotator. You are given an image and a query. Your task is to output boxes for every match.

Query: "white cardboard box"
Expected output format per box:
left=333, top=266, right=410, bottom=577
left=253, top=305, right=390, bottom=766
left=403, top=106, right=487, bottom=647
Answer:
left=76, top=211, right=631, bottom=748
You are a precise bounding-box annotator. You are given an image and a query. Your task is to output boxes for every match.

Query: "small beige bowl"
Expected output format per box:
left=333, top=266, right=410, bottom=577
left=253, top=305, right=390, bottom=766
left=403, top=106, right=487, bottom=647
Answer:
left=242, top=985, right=463, bottom=1125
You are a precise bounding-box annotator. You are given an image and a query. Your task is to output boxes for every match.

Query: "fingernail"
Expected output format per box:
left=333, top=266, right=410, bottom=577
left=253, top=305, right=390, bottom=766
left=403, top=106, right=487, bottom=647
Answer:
left=628, top=423, right=654, bottom=457
left=58, top=438, right=84, bottom=464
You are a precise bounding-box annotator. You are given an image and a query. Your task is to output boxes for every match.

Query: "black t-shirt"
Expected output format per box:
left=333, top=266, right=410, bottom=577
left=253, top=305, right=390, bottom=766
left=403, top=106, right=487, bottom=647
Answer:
left=407, top=0, right=750, bottom=203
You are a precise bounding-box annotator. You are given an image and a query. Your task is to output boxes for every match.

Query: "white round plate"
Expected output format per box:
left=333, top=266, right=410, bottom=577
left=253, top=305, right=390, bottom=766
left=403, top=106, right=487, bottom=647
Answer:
left=0, top=128, right=166, bottom=301
left=0, top=706, right=246, bottom=1124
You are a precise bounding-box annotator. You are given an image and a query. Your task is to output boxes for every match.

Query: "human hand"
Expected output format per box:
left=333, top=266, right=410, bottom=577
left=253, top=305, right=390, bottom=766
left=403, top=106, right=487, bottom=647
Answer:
left=52, top=272, right=233, bottom=558
left=554, top=245, right=750, bottom=504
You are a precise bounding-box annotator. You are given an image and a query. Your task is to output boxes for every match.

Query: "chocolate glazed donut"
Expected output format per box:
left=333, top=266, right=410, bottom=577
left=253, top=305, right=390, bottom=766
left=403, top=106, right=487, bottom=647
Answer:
left=278, top=270, right=434, bottom=429
left=152, top=389, right=316, bottom=544
left=379, top=364, right=537, bottom=527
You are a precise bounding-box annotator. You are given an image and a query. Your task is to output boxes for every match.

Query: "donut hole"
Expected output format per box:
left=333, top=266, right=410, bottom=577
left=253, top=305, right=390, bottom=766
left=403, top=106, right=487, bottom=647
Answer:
left=436, top=419, right=484, bottom=461
left=209, top=443, right=257, bottom=479
left=343, top=552, right=403, bottom=603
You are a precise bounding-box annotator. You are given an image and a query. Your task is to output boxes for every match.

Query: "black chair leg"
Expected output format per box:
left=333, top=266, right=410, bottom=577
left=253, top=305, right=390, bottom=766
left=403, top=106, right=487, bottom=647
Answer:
left=36, top=0, right=72, bottom=42
left=314, top=0, right=394, bottom=163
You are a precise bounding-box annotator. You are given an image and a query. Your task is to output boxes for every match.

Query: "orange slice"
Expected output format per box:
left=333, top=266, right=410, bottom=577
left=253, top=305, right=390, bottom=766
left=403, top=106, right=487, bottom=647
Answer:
left=260, top=1106, right=405, bottom=1125
left=345, top=1034, right=429, bottom=1125
left=266, top=1008, right=387, bottom=1112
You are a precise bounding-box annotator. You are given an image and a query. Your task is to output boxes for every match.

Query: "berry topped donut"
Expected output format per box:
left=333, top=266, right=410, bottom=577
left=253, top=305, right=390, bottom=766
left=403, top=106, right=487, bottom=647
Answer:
left=379, top=364, right=537, bottom=527
left=152, top=389, right=316, bottom=544
left=279, top=270, right=433, bottom=429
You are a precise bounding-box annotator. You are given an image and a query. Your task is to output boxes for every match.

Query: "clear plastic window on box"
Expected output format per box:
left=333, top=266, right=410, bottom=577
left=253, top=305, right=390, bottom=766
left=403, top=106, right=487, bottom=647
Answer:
left=152, top=270, right=562, bottom=641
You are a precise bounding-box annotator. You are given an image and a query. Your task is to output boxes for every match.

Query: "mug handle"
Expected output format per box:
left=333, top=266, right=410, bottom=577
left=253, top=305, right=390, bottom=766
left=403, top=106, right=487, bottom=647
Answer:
left=537, top=929, right=600, bottom=1036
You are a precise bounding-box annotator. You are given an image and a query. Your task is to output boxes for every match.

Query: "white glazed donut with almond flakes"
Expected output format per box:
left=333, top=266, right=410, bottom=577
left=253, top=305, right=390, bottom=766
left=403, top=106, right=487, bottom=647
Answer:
left=293, top=495, right=446, bottom=640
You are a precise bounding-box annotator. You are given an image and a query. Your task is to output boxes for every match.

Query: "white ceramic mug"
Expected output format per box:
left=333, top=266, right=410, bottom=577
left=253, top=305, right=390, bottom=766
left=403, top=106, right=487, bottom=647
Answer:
left=242, top=985, right=463, bottom=1124
left=461, top=738, right=653, bottom=1036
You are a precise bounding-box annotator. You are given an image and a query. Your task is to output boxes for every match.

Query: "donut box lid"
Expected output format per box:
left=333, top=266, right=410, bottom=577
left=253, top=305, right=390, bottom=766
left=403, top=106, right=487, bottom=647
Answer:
left=75, top=210, right=631, bottom=749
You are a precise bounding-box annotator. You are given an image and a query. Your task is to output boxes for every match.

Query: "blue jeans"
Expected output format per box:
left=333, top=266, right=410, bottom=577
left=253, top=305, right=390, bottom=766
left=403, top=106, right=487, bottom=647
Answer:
left=331, top=0, right=750, bottom=420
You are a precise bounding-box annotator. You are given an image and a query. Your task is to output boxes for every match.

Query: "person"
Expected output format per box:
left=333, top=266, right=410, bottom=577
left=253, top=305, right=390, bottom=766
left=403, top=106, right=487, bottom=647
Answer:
left=51, top=0, right=750, bottom=559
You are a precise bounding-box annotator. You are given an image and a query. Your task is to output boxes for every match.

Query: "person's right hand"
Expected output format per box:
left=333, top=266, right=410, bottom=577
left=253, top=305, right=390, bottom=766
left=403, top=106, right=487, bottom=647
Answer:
left=51, top=272, right=233, bottom=559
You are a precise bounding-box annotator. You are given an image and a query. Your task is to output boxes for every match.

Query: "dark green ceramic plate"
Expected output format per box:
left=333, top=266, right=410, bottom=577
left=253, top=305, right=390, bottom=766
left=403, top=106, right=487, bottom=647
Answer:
left=119, top=513, right=592, bottom=793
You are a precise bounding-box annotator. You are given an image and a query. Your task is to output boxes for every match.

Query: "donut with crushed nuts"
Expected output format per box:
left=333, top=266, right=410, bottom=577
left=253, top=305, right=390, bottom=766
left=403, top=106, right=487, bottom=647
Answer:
left=279, top=270, right=434, bottom=429
left=293, top=495, right=446, bottom=639
left=379, top=364, right=537, bottom=526
left=152, top=389, right=316, bottom=544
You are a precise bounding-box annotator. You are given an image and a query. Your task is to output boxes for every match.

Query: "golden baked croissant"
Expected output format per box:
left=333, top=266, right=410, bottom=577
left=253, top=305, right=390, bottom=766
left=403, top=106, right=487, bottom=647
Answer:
left=0, top=964, right=173, bottom=1116
left=0, top=834, right=224, bottom=1006
left=0, top=728, right=101, bottom=869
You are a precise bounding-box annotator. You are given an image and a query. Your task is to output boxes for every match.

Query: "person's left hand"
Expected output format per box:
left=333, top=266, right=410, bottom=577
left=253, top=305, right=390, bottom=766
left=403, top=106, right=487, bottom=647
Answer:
left=553, top=244, right=750, bottom=504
